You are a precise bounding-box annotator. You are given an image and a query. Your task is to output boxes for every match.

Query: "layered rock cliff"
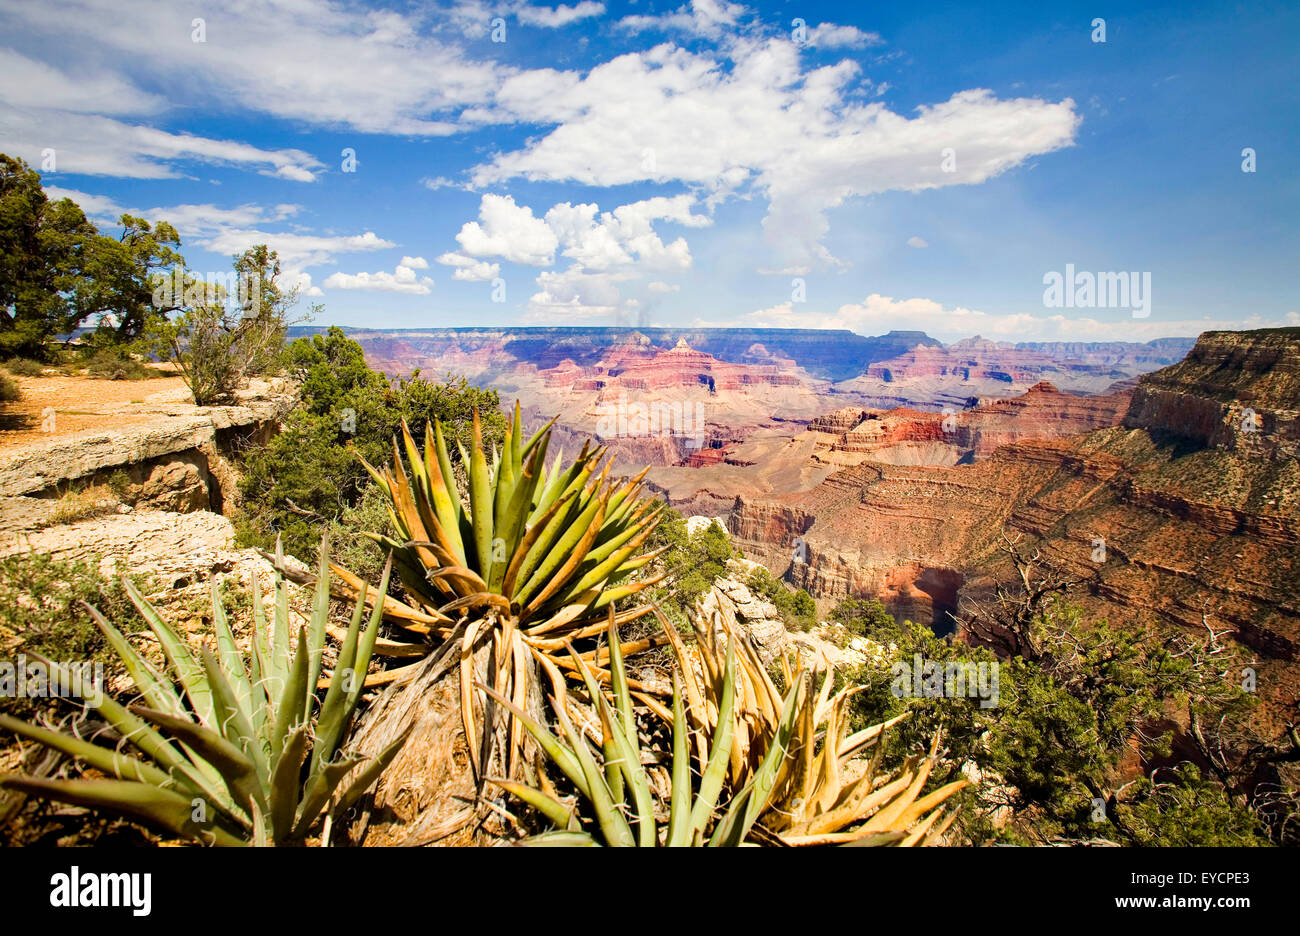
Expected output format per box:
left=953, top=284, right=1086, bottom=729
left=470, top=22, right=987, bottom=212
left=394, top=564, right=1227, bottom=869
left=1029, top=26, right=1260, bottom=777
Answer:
left=728, top=329, right=1300, bottom=722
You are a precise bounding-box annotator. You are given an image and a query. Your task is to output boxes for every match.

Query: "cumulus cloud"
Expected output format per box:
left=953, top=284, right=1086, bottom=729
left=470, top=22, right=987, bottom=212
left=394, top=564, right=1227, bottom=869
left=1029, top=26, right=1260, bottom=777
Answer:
left=546, top=194, right=710, bottom=272
left=445, top=192, right=711, bottom=315
left=471, top=39, right=1079, bottom=270
left=907, top=236, right=929, bottom=248
left=437, top=252, right=501, bottom=282
left=524, top=267, right=639, bottom=322
left=455, top=194, right=559, bottom=266
left=324, top=259, right=435, bottom=294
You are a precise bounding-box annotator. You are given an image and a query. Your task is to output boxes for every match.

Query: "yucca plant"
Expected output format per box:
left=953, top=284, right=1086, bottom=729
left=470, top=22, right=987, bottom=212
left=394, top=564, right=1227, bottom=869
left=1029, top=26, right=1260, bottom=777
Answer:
left=660, top=603, right=968, bottom=844
left=337, top=403, right=666, bottom=781
left=0, top=540, right=407, bottom=846
left=486, top=614, right=968, bottom=846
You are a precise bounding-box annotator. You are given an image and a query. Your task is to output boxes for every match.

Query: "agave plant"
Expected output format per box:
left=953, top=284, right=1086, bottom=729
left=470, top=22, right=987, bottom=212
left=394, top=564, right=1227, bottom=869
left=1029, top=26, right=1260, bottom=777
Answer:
left=0, top=540, right=407, bottom=846
left=660, top=603, right=969, bottom=844
left=336, top=403, right=666, bottom=779
left=486, top=614, right=968, bottom=846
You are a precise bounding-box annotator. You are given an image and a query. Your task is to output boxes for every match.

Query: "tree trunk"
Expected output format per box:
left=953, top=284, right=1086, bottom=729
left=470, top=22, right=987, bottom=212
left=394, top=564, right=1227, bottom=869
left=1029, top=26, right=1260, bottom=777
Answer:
left=344, top=621, right=544, bottom=846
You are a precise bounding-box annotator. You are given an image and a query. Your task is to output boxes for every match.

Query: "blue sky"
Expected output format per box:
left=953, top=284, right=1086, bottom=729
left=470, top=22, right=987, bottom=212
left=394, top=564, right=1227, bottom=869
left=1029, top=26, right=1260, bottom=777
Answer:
left=2, top=0, right=1296, bottom=341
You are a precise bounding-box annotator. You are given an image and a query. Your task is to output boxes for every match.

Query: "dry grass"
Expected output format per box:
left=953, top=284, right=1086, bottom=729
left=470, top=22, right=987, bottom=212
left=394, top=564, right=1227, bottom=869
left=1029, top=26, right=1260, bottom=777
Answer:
left=36, top=487, right=119, bottom=528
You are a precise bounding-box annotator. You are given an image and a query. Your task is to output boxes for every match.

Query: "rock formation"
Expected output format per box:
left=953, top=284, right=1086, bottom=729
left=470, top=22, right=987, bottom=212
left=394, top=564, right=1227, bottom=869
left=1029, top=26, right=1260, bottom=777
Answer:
left=0, top=379, right=293, bottom=517
left=727, top=329, right=1300, bottom=726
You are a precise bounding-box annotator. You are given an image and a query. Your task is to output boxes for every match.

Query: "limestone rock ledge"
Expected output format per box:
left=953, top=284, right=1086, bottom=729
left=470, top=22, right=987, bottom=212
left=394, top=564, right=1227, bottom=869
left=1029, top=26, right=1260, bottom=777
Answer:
left=0, top=379, right=294, bottom=499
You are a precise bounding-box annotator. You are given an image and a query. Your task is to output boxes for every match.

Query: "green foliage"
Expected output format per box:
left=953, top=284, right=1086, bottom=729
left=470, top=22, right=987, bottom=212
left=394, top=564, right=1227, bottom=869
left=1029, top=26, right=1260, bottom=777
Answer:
left=1118, top=764, right=1267, bottom=846
left=832, top=596, right=895, bottom=636
left=0, top=155, right=101, bottom=359
left=0, top=553, right=148, bottom=720
left=0, top=542, right=408, bottom=846
left=325, top=482, right=398, bottom=588
left=83, top=347, right=164, bottom=380
left=844, top=600, right=1271, bottom=846
left=744, top=565, right=817, bottom=630
left=81, top=213, right=186, bottom=345
left=4, top=358, right=43, bottom=377
left=644, top=509, right=735, bottom=622
left=142, top=246, right=297, bottom=405
left=237, top=326, right=505, bottom=561
left=0, top=373, right=18, bottom=402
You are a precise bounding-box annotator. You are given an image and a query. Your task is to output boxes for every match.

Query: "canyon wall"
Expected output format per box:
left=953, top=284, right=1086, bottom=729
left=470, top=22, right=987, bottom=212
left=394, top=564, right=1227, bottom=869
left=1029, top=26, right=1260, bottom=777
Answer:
left=728, top=329, right=1300, bottom=721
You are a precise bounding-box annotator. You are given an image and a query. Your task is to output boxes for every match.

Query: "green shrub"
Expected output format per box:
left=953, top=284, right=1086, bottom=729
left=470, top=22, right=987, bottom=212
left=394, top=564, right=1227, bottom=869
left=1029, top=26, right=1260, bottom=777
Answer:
left=0, top=552, right=148, bottom=721
left=4, top=358, right=43, bottom=377
left=832, top=596, right=895, bottom=636
left=236, top=326, right=503, bottom=561
left=744, top=565, right=817, bottom=631
left=639, top=509, right=737, bottom=641
left=325, top=481, right=398, bottom=588
left=83, top=348, right=163, bottom=380
left=0, top=374, right=19, bottom=402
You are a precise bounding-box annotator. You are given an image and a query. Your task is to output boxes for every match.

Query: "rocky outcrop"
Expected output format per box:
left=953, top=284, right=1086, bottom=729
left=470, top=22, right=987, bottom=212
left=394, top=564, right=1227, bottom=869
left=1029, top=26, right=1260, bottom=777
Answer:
left=698, top=558, right=873, bottom=672
left=0, top=506, right=295, bottom=594
left=802, top=382, right=1131, bottom=469
left=0, top=380, right=293, bottom=516
left=1123, top=328, right=1300, bottom=459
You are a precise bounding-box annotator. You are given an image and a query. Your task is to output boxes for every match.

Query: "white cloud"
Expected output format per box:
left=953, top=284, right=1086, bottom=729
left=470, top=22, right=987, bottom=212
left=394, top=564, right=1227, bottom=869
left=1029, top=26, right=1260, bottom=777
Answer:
left=0, top=48, right=163, bottom=114
left=617, top=0, right=750, bottom=41
left=545, top=194, right=710, bottom=272
left=455, top=194, right=559, bottom=266
left=804, top=24, right=883, bottom=49
left=285, top=271, right=324, bottom=298
left=324, top=259, right=435, bottom=295
left=516, top=2, right=605, bottom=28
left=43, top=188, right=304, bottom=241
left=445, top=192, right=711, bottom=314
left=647, top=281, right=680, bottom=293
left=437, top=252, right=501, bottom=282
left=0, top=103, right=322, bottom=180
left=524, top=267, right=638, bottom=322
left=1, top=0, right=500, bottom=137
left=471, top=39, right=1079, bottom=270
left=907, top=236, right=929, bottom=248
left=202, top=230, right=395, bottom=272
left=400, top=256, right=429, bottom=269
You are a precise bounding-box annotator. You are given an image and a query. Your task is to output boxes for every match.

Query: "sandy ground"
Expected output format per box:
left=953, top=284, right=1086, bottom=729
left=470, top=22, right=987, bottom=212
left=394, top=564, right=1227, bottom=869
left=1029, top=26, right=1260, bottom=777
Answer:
left=0, top=372, right=191, bottom=452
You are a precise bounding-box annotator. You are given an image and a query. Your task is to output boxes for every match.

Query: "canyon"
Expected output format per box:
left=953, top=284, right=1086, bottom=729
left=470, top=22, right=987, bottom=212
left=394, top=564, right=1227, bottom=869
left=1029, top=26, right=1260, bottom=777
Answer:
left=315, top=325, right=1190, bottom=510
left=728, top=328, right=1300, bottom=725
